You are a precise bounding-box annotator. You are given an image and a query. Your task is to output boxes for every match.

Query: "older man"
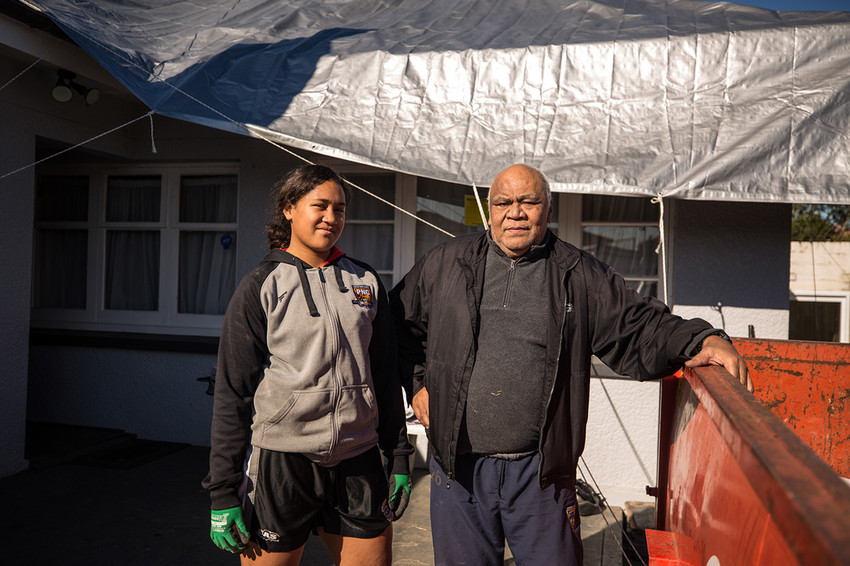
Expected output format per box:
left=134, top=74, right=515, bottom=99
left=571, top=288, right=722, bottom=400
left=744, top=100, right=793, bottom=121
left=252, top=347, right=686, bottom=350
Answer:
left=390, top=164, right=750, bottom=566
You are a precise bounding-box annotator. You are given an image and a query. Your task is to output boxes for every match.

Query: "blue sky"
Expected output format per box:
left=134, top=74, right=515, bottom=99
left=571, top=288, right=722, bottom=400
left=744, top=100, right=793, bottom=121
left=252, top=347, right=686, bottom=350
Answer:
left=720, top=0, right=849, bottom=11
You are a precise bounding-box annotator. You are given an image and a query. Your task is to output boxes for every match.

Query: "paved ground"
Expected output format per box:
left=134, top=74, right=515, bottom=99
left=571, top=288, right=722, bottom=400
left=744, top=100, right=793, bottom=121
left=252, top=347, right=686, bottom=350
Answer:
left=1, top=424, right=646, bottom=565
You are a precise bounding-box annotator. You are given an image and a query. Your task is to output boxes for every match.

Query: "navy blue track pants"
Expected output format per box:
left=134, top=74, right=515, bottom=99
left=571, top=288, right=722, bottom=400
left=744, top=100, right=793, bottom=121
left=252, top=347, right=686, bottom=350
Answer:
left=429, top=454, right=582, bottom=566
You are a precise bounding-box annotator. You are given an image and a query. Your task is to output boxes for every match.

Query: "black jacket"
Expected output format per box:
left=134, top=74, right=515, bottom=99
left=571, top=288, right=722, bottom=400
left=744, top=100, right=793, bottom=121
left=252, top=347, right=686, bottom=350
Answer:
left=390, top=231, right=716, bottom=488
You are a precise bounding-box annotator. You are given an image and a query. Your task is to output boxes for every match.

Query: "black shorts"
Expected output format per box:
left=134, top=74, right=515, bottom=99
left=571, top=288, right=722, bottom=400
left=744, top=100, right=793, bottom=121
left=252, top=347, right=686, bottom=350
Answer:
left=244, top=446, right=390, bottom=552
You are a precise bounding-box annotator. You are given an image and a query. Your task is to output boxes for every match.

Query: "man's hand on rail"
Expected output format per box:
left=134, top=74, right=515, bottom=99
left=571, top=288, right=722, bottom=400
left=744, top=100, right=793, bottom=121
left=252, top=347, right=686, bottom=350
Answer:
left=685, top=335, right=753, bottom=392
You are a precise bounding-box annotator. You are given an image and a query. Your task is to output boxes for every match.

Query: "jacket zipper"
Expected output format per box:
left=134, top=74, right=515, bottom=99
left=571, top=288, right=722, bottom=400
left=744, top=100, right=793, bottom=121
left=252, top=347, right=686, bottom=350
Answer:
left=317, top=267, right=343, bottom=464
left=502, top=260, right=516, bottom=308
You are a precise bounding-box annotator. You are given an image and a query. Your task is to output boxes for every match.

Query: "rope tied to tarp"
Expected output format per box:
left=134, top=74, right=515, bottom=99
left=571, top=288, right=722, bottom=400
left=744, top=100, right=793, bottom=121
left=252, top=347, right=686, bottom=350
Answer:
left=255, top=135, right=455, bottom=238
left=651, top=192, right=669, bottom=305
left=149, top=112, right=157, bottom=154
left=472, top=182, right=487, bottom=227
left=0, top=24, right=454, bottom=238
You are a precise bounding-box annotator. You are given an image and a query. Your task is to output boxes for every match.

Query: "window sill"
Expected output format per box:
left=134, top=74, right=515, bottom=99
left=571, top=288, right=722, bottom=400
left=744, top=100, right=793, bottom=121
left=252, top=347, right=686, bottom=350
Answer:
left=29, top=328, right=219, bottom=354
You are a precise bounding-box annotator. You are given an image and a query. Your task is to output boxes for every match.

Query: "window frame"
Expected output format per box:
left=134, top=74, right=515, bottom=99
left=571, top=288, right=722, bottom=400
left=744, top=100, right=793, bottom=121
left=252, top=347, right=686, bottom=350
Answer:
left=31, top=162, right=239, bottom=336
left=789, top=290, right=850, bottom=343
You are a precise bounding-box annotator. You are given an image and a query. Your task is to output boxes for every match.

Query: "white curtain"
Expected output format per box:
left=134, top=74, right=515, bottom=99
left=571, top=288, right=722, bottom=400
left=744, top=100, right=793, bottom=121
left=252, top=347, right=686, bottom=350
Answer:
left=106, top=175, right=160, bottom=221
left=179, top=231, right=236, bottom=314
left=33, top=176, right=89, bottom=309
left=104, top=176, right=161, bottom=311
left=178, top=175, right=237, bottom=314
left=104, top=229, right=160, bottom=310
left=179, top=175, right=237, bottom=223
left=33, top=229, right=87, bottom=309
left=335, top=174, right=396, bottom=281
left=336, top=224, right=393, bottom=270
left=581, top=195, right=659, bottom=298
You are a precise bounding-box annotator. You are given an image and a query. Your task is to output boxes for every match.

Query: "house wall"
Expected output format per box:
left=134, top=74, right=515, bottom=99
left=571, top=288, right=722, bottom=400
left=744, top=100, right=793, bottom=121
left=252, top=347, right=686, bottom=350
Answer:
left=671, top=199, right=791, bottom=339
left=790, top=241, right=850, bottom=292
left=0, top=53, right=306, bottom=469
left=581, top=376, right=661, bottom=506
left=0, top=104, right=34, bottom=478
left=28, top=348, right=218, bottom=445
left=21, top=116, right=302, bottom=446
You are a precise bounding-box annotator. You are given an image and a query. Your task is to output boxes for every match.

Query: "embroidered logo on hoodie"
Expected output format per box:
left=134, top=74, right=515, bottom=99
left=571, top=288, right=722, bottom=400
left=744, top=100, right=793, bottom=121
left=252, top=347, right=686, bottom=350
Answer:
left=352, top=285, right=373, bottom=308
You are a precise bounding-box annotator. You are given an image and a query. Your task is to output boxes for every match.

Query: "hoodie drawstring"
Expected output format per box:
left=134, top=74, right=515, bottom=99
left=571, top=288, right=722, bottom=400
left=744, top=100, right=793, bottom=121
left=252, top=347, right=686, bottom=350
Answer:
left=293, top=260, right=350, bottom=317
left=295, top=261, right=321, bottom=317
left=333, top=264, right=348, bottom=292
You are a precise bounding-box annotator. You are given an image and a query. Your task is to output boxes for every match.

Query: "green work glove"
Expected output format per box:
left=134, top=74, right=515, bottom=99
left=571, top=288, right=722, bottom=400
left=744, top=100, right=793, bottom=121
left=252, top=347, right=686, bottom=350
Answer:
left=385, top=473, right=412, bottom=521
left=210, top=506, right=249, bottom=553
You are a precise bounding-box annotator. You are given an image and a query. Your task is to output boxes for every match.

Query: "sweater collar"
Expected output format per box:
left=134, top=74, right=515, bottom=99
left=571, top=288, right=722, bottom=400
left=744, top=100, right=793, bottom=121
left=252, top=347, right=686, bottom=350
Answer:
left=486, top=230, right=550, bottom=263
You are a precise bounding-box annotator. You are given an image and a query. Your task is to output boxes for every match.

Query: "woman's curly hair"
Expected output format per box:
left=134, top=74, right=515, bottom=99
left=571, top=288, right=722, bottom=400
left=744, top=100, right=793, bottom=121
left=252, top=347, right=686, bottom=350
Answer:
left=266, top=165, right=350, bottom=249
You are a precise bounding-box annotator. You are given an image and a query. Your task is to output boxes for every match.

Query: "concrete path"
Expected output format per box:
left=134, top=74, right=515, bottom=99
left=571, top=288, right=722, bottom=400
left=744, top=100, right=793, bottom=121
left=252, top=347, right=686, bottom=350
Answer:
left=1, top=437, right=641, bottom=565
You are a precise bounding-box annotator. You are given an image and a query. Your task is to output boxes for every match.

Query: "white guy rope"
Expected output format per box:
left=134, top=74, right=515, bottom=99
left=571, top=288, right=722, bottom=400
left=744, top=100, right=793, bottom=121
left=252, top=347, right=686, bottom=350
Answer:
left=0, top=57, right=44, bottom=92
left=578, top=457, right=648, bottom=566
left=472, top=182, right=487, bottom=227
left=1, top=111, right=154, bottom=180
left=251, top=135, right=455, bottom=238
left=149, top=112, right=157, bottom=153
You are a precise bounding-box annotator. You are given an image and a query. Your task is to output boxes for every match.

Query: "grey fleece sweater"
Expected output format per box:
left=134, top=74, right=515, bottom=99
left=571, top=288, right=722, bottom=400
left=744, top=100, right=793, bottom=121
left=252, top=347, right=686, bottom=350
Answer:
left=462, top=235, right=550, bottom=456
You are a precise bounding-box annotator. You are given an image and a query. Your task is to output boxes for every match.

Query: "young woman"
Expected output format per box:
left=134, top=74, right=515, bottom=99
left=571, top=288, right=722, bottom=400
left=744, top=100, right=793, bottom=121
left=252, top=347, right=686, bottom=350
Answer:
left=203, top=165, right=412, bottom=566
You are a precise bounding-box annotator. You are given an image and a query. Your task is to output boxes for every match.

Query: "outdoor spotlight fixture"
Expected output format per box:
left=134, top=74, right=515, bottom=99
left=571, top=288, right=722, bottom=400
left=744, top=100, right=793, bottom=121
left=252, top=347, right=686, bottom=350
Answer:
left=51, top=69, right=100, bottom=105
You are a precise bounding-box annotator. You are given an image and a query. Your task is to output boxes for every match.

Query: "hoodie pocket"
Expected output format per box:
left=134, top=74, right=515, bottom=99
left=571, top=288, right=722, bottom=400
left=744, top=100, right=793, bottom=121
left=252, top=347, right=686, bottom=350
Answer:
left=335, top=383, right=379, bottom=432
left=331, top=383, right=380, bottom=458
left=260, top=389, right=334, bottom=455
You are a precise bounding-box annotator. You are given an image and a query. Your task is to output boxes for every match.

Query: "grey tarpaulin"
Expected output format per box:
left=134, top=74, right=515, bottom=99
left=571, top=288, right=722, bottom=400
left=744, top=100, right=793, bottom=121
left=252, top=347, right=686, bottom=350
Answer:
left=28, top=0, right=850, bottom=203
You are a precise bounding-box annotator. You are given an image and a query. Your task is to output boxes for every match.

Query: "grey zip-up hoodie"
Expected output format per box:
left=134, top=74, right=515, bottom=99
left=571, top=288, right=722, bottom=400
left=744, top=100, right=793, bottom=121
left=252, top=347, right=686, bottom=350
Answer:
left=204, top=248, right=411, bottom=510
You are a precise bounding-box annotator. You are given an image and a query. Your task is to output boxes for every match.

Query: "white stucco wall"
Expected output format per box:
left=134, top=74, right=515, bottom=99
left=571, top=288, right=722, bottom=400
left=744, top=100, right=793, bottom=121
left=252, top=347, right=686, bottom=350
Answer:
left=27, top=347, right=219, bottom=445
left=671, top=199, right=791, bottom=341
left=582, top=377, right=660, bottom=507
left=672, top=305, right=789, bottom=341
left=0, top=47, right=308, bottom=473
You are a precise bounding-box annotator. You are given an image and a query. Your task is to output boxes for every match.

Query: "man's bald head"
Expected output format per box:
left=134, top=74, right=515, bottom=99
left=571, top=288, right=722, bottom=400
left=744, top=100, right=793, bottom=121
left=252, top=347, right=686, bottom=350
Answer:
left=488, top=164, right=551, bottom=206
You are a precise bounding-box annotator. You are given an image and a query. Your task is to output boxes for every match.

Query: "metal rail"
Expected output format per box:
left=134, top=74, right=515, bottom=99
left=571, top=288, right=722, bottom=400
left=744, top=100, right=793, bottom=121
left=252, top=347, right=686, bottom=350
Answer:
left=654, top=341, right=850, bottom=566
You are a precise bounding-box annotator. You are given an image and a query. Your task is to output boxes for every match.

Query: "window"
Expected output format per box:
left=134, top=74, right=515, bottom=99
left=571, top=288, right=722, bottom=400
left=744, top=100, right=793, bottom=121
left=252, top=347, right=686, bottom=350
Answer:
left=32, top=164, right=238, bottom=335
left=789, top=291, right=849, bottom=343
left=562, top=194, right=661, bottom=298
left=32, top=175, right=89, bottom=310
left=414, top=178, right=489, bottom=259
left=335, top=172, right=397, bottom=288
left=558, top=193, right=662, bottom=378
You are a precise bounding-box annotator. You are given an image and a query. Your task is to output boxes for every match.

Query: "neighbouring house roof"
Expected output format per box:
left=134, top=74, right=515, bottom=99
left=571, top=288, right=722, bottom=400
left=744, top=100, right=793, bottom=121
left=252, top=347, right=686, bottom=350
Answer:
left=17, top=0, right=850, bottom=203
